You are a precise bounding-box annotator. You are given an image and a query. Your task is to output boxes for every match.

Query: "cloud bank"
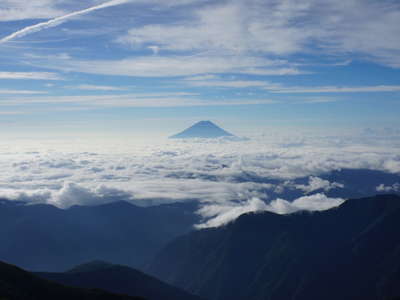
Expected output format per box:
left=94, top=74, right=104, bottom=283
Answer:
left=0, top=132, right=399, bottom=226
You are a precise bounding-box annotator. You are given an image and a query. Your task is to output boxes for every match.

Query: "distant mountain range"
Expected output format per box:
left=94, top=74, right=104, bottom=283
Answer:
left=0, top=260, right=142, bottom=300
left=36, top=261, right=203, bottom=300
left=0, top=200, right=199, bottom=272
left=1, top=191, right=400, bottom=300
left=148, top=194, right=400, bottom=300
left=170, top=121, right=235, bottom=139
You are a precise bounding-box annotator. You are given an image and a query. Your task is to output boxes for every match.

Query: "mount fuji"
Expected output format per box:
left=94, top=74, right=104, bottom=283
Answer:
left=169, top=121, right=235, bottom=139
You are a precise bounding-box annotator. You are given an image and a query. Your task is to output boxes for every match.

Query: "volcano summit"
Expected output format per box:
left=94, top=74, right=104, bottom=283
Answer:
left=170, top=121, right=235, bottom=139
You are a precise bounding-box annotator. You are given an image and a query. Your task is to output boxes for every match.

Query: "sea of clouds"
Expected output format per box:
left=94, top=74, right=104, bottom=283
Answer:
left=1, top=130, right=399, bottom=227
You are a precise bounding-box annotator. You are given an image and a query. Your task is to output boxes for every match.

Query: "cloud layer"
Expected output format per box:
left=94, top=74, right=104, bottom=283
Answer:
left=117, top=0, right=400, bottom=67
left=1, top=132, right=399, bottom=226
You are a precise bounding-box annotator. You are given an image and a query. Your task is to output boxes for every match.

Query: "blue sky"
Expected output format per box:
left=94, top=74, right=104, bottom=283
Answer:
left=0, top=0, right=400, bottom=138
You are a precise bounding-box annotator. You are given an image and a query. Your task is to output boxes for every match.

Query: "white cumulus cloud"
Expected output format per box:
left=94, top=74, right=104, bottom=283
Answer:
left=196, top=193, right=345, bottom=228
left=376, top=183, right=400, bottom=193
left=295, top=176, right=344, bottom=194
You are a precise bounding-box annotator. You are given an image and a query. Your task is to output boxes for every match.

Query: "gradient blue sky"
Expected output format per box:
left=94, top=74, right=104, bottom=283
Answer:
left=0, top=0, right=399, bottom=138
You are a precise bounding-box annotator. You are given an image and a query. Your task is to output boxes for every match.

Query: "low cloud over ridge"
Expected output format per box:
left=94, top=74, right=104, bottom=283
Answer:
left=0, top=132, right=399, bottom=227
left=196, top=193, right=345, bottom=228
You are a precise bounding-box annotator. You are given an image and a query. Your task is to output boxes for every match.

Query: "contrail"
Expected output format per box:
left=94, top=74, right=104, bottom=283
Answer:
left=0, top=0, right=132, bottom=43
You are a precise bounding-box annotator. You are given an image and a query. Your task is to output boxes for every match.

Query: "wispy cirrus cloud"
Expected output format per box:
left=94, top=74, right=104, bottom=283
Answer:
left=0, top=89, right=47, bottom=95
left=185, top=77, right=400, bottom=93
left=116, top=2, right=306, bottom=55
left=0, top=0, right=65, bottom=22
left=266, top=85, right=400, bottom=93
left=0, top=93, right=277, bottom=108
left=74, top=84, right=128, bottom=91
left=0, top=111, right=28, bottom=115
left=117, top=0, right=400, bottom=67
left=0, top=0, right=133, bottom=43
left=26, top=54, right=301, bottom=77
left=0, top=71, right=63, bottom=80
left=188, top=80, right=267, bottom=88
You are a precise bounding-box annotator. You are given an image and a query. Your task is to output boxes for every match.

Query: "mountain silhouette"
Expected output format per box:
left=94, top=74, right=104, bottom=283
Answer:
left=36, top=261, right=203, bottom=300
left=170, top=121, right=234, bottom=138
left=0, top=260, right=142, bottom=300
left=148, top=194, right=400, bottom=300
left=0, top=199, right=199, bottom=272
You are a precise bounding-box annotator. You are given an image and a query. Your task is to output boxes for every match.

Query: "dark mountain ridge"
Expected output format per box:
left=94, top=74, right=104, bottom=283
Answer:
left=36, top=261, right=203, bottom=300
left=148, top=194, right=400, bottom=300
left=0, top=199, right=199, bottom=272
left=0, top=260, right=142, bottom=300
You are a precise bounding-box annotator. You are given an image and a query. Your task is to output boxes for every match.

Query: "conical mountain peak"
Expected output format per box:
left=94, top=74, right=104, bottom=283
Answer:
left=170, top=121, right=235, bottom=139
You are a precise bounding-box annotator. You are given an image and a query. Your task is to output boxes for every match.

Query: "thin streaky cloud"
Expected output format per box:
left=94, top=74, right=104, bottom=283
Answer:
left=74, top=84, right=128, bottom=91
left=189, top=80, right=267, bottom=88
left=0, top=94, right=277, bottom=108
left=0, top=0, right=133, bottom=44
left=0, top=111, right=27, bottom=115
left=0, top=72, right=63, bottom=80
left=267, top=85, right=400, bottom=93
left=0, top=89, right=47, bottom=95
